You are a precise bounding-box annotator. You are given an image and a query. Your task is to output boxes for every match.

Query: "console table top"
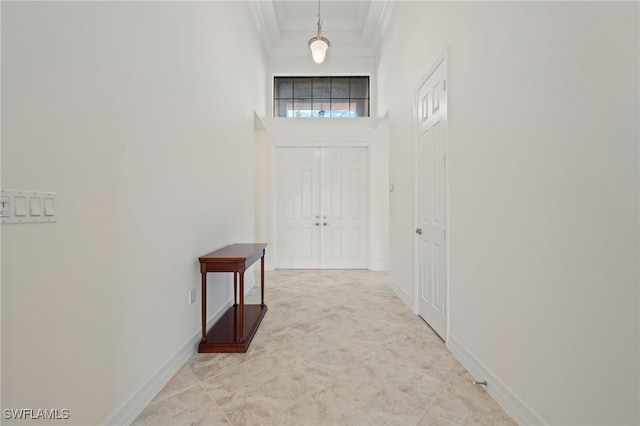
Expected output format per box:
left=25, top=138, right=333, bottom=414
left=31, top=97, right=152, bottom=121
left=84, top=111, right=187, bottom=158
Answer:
left=199, top=243, right=267, bottom=263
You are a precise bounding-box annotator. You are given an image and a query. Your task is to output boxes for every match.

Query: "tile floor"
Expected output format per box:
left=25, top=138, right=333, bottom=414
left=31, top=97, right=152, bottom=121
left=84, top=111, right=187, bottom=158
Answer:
left=133, top=270, right=515, bottom=426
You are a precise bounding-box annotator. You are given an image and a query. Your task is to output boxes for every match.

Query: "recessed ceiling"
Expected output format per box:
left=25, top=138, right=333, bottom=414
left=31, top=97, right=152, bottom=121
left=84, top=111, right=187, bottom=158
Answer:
left=249, top=0, right=394, bottom=58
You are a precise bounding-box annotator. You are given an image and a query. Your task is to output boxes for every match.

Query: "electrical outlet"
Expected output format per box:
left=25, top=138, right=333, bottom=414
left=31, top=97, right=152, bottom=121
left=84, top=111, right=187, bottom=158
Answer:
left=189, top=288, right=196, bottom=305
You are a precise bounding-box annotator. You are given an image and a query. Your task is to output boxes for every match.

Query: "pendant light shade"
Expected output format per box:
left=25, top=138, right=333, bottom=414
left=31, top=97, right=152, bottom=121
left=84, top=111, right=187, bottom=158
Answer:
left=308, top=0, right=329, bottom=64
left=309, top=36, right=330, bottom=64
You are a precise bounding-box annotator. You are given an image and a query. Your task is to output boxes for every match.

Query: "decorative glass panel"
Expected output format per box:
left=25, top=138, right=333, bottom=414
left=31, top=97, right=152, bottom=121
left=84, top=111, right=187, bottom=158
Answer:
left=350, top=78, right=369, bottom=98
left=275, top=78, right=293, bottom=98
left=274, top=76, right=370, bottom=118
left=331, top=77, right=350, bottom=99
left=352, top=99, right=369, bottom=117
left=293, top=78, right=312, bottom=98
left=313, top=99, right=331, bottom=117
left=312, top=77, right=331, bottom=98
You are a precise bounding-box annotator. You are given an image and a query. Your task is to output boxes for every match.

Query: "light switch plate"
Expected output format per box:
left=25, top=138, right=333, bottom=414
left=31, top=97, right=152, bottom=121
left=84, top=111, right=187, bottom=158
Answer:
left=1, top=189, right=58, bottom=224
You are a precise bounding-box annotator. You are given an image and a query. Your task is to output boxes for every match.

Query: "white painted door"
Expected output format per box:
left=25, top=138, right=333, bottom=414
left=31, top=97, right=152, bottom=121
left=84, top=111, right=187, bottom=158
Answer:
left=416, top=55, right=448, bottom=339
left=321, top=147, right=369, bottom=269
left=275, top=147, right=321, bottom=268
left=275, top=147, right=368, bottom=269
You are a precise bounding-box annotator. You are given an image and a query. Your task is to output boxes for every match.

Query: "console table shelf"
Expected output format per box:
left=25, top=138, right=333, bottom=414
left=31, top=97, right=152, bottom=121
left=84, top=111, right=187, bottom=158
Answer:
left=198, top=243, right=267, bottom=353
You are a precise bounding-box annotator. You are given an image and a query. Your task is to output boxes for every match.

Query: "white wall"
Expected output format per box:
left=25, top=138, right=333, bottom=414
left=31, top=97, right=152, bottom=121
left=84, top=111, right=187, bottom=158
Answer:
left=371, top=114, right=390, bottom=271
left=254, top=115, right=273, bottom=268
left=378, top=2, right=639, bottom=425
left=1, top=2, right=266, bottom=424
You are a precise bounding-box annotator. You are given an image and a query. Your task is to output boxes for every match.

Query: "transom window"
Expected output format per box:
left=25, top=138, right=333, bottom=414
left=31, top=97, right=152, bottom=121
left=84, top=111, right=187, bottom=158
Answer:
left=274, top=76, right=370, bottom=118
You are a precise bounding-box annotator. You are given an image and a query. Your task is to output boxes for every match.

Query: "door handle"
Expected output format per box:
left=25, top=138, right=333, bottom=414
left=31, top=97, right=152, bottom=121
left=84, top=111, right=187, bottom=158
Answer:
left=314, top=222, right=320, bottom=226
left=415, top=228, right=422, bottom=235
left=323, top=222, right=330, bottom=226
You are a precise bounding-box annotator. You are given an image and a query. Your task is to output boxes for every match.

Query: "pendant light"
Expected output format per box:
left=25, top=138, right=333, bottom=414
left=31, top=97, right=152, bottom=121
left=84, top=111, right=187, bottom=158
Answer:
left=308, top=0, right=330, bottom=64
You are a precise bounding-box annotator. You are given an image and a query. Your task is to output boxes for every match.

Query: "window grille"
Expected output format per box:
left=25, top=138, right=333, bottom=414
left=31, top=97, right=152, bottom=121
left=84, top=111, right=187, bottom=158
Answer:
left=274, top=76, right=370, bottom=118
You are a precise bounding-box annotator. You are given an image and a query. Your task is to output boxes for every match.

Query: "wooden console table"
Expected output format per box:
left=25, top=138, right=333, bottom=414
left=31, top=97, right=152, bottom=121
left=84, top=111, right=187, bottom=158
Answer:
left=198, top=243, right=267, bottom=353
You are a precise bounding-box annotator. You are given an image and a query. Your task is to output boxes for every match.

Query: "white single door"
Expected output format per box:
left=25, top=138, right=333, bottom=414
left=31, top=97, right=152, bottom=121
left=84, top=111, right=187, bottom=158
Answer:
left=321, top=147, right=369, bottom=269
left=274, top=147, right=368, bottom=269
left=275, top=147, right=321, bottom=268
left=416, top=55, right=448, bottom=339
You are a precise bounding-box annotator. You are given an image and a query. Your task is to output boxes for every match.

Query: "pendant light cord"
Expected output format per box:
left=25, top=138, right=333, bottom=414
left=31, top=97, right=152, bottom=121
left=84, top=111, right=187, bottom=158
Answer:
left=317, top=0, right=322, bottom=36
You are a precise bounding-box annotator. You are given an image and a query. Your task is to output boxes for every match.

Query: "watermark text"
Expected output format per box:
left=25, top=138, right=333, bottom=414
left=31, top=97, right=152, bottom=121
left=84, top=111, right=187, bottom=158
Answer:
left=3, top=408, right=70, bottom=420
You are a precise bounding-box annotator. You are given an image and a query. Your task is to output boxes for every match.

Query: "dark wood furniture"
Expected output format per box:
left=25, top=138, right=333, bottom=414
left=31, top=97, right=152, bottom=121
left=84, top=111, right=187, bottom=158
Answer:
left=198, top=243, right=267, bottom=353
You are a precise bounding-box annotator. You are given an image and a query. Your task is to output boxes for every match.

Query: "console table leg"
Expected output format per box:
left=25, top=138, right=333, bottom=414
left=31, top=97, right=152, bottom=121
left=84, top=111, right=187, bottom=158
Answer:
left=261, top=255, right=265, bottom=307
left=201, top=272, right=207, bottom=343
left=233, top=273, right=238, bottom=306
left=239, top=272, right=245, bottom=342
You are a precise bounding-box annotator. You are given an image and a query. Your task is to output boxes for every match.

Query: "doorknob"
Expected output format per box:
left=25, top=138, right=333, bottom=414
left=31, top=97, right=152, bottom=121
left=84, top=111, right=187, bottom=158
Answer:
left=415, top=228, right=423, bottom=235
left=323, top=222, right=330, bottom=226
left=314, top=222, right=320, bottom=226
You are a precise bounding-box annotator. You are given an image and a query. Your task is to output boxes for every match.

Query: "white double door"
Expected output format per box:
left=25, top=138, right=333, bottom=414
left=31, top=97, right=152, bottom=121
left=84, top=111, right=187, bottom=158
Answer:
left=275, top=147, right=369, bottom=269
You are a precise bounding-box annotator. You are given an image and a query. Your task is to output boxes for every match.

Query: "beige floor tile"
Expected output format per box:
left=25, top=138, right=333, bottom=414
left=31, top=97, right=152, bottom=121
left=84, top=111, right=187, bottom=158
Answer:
left=417, top=386, right=517, bottom=426
left=132, top=385, right=229, bottom=426
left=149, top=365, right=199, bottom=405
left=201, top=351, right=322, bottom=426
left=282, top=330, right=376, bottom=386
left=379, top=330, right=474, bottom=388
left=187, top=344, right=266, bottom=383
left=330, top=350, right=448, bottom=425
left=266, top=387, right=384, bottom=426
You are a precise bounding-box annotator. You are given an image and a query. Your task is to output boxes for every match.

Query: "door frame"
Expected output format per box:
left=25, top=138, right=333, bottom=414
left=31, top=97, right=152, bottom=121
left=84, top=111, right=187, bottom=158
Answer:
left=413, top=48, right=450, bottom=340
left=271, top=143, right=372, bottom=269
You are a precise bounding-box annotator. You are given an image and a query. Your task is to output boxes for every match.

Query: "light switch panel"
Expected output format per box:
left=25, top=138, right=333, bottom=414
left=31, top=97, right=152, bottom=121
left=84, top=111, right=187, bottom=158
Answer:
left=1, top=189, right=58, bottom=224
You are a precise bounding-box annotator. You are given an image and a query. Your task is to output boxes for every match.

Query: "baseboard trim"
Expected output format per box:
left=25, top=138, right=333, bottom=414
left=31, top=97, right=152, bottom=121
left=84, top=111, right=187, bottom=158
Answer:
left=447, top=334, right=547, bottom=426
left=104, top=297, right=234, bottom=426
left=387, top=275, right=414, bottom=312
left=369, top=262, right=389, bottom=271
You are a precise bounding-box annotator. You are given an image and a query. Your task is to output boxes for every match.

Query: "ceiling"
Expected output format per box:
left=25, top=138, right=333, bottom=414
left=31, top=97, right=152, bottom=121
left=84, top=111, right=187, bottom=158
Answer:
left=249, top=0, right=394, bottom=59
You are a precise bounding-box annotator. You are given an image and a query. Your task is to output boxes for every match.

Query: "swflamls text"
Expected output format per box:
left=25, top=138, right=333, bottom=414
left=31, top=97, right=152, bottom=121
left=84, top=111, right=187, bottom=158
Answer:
left=3, top=408, right=70, bottom=420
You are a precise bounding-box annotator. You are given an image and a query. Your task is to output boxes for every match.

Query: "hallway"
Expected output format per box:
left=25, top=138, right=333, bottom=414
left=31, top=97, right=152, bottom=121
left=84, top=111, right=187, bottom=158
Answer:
left=133, top=270, right=514, bottom=425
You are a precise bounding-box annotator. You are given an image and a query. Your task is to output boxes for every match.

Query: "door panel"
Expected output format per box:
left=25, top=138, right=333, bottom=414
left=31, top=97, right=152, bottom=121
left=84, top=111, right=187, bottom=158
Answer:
left=416, top=56, right=448, bottom=339
left=321, top=148, right=369, bottom=269
left=275, top=148, right=320, bottom=268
